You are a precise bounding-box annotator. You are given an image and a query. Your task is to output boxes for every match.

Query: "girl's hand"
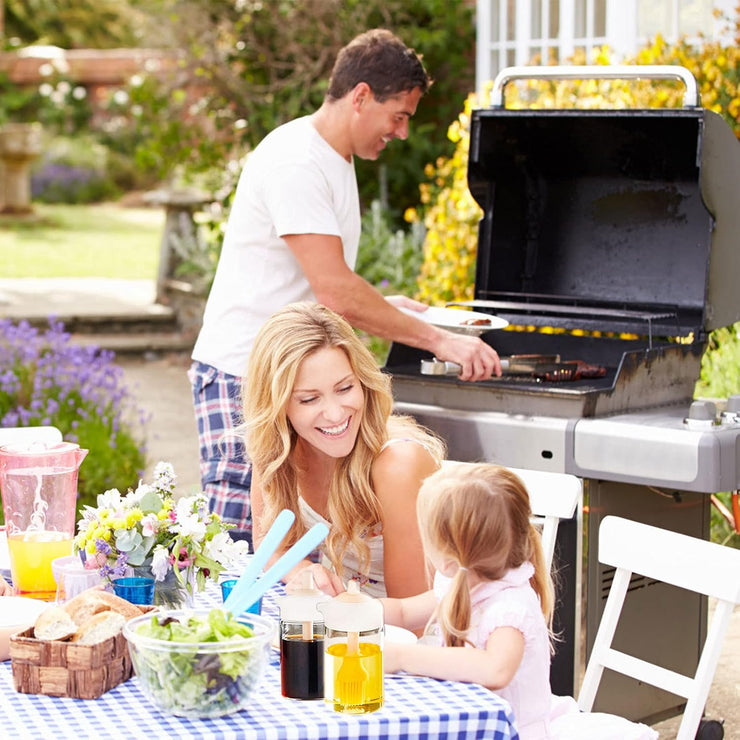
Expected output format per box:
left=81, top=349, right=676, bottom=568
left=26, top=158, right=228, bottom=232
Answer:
left=287, top=563, right=345, bottom=596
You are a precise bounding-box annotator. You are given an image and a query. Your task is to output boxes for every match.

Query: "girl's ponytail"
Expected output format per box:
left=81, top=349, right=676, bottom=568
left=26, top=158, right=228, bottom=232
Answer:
left=527, top=521, right=555, bottom=628
left=434, top=567, right=473, bottom=647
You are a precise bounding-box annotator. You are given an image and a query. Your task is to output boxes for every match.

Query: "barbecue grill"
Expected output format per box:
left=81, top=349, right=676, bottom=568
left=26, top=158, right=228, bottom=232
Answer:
left=385, top=66, right=740, bottom=723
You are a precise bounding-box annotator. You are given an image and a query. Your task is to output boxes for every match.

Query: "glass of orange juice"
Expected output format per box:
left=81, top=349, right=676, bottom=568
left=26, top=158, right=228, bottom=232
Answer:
left=0, top=441, right=88, bottom=600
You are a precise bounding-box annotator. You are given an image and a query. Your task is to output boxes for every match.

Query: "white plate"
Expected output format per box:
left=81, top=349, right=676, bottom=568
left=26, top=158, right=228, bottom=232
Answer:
left=0, top=596, right=48, bottom=661
left=385, top=624, right=418, bottom=644
left=399, top=306, right=508, bottom=335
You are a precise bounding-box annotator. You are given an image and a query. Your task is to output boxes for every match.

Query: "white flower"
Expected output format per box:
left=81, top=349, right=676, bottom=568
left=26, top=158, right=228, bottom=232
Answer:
left=205, top=531, right=249, bottom=566
left=153, top=461, right=176, bottom=492
left=128, top=481, right=153, bottom=505
left=97, top=488, right=123, bottom=510
left=173, top=497, right=207, bottom=539
left=130, top=74, right=144, bottom=87
left=140, top=513, right=159, bottom=538
left=72, top=86, right=86, bottom=100
left=151, top=545, right=171, bottom=581
left=112, top=89, right=129, bottom=105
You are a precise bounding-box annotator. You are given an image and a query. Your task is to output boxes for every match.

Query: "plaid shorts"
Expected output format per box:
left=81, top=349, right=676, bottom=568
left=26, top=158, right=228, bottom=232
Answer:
left=188, top=361, right=252, bottom=543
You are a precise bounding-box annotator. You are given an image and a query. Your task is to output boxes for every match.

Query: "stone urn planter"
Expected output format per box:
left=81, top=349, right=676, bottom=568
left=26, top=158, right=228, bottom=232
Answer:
left=0, top=122, right=43, bottom=215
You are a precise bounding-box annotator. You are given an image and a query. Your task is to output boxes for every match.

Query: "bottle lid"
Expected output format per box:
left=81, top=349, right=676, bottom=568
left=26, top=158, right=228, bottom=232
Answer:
left=316, top=579, right=384, bottom=631
left=276, top=569, right=330, bottom=622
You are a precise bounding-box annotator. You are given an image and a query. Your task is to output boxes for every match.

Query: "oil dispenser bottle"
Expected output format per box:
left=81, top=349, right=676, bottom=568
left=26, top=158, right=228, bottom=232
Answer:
left=317, top=579, right=384, bottom=714
left=276, top=570, right=330, bottom=699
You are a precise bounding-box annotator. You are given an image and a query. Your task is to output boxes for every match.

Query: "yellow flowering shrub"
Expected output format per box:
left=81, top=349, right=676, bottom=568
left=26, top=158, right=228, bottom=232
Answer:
left=415, top=18, right=740, bottom=304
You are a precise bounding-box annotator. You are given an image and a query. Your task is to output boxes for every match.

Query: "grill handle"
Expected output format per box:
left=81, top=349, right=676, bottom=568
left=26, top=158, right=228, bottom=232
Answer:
left=490, top=64, right=699, bottom=108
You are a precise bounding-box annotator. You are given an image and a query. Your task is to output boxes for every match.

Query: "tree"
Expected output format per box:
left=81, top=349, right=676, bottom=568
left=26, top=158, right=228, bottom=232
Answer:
left=2, top=0, right=154, bottom=49
left=121, top=0, right=476, bottom=222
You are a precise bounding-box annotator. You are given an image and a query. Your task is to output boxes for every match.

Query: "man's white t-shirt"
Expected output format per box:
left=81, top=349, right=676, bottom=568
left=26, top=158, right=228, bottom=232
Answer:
left=192, top=115, right=361, bottom=377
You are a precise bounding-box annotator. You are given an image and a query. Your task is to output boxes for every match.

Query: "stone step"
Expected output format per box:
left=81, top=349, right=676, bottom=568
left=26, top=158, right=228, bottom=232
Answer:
left=24, top=306, right=178, bottom=335
left=0, top=278, right=198, bottom=358
left=71, top=330, right=194, bottom=357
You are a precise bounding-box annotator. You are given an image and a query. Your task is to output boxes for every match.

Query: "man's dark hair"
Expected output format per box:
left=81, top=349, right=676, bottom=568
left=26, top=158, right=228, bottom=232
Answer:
left=326, top=28, right=432, bottom=102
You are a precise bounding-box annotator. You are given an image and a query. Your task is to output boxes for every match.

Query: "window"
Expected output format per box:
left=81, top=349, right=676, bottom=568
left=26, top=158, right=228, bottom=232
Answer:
left=477, top=0, right=609, bottom=90
left=476, top=0, right=734, bottom=94
left=637, top=0, right=714, bottom=44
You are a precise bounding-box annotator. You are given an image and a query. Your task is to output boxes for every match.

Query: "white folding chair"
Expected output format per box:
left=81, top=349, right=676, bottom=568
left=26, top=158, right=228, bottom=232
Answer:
left=0, top=426, right=63, bottom=446
left=506, top=466, right=581, bottom=574
left=578, top=515, right=740, bottom=740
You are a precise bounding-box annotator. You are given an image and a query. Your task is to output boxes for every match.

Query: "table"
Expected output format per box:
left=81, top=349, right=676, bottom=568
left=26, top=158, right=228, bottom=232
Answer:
left=1, top=581, right=519, bottom=739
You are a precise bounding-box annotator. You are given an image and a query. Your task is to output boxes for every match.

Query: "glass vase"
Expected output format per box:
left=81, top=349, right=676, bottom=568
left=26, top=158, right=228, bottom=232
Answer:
left=127, top=566, right=194, bottom=609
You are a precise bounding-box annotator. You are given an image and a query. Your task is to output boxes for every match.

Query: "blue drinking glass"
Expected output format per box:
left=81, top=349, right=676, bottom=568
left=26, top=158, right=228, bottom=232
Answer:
left=220, top=578, right=262, bottom=614
left=112, top=576, right=155, bottom=605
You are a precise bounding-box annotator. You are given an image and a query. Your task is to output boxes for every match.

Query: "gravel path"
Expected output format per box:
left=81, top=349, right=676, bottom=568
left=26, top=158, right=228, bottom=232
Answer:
left=118, top=353, right=202, bottom=495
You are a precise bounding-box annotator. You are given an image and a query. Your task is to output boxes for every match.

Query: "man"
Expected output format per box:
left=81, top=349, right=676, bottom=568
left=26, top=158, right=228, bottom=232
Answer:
left=190, top=29, right=501, bottom=545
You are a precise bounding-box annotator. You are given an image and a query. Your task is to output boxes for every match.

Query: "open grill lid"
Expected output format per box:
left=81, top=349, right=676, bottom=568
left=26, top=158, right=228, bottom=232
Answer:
left=467, top=65, right=740, bottom=341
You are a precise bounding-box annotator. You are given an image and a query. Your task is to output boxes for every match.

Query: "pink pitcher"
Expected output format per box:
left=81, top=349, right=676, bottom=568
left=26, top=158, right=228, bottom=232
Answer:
left=0, top=441, right=88, bottom=599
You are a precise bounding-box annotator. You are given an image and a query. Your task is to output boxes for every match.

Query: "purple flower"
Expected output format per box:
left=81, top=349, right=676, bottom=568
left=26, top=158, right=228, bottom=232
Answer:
left=95, top=539, right=112, bottom=555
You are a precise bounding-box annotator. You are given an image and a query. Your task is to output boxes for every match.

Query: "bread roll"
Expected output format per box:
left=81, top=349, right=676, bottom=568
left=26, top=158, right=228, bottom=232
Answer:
left=34, top=606, right=78, bottom=641
left=62, top=589, right=111, bottom=625
left=93, top=590, right=147, bottom=620
left=71, top=611, right=127, bottom=645
left=63, top=588, right=144, bottom=624
left=33, top=588, right=147, bottom=644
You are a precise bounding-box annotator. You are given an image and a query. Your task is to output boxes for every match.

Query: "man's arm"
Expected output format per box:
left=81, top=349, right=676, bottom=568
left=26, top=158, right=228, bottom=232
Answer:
left=284, top=233, right=501, bottom=381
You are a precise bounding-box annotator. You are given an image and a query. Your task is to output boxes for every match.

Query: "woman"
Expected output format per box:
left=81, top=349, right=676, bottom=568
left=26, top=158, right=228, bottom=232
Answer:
left=243, top=302, right=445, bottom=598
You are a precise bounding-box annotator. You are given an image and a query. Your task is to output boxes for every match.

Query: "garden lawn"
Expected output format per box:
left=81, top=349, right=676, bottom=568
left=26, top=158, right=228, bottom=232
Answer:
left=0, top=203, right=164, bottom=278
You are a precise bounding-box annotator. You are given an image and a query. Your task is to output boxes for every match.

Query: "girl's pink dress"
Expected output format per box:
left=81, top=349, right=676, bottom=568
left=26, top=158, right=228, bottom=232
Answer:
left=432, top=565, right=658, bottom=740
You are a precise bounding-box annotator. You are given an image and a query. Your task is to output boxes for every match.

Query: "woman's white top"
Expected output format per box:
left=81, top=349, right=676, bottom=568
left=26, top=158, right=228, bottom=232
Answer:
left=298, top=497, right=386, bottom=598
left=296, top=438, right=434, bottom=599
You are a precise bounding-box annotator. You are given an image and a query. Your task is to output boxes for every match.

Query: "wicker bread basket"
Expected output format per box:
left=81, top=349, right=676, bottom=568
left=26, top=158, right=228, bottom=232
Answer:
left=9, top=606, right=157, bottom=699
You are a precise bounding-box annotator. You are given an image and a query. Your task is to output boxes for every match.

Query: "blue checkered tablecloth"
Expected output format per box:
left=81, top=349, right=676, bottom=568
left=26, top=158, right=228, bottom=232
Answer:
left=1, top=583, right=520, bottom=740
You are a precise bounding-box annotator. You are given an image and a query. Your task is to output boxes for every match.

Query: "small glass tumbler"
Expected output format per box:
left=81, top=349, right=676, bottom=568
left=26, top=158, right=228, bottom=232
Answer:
left=51, top=555, right=104, bottom=603
left=112, top=576, right=155, bottom=605
left=220, top=578, right=262, bottom=614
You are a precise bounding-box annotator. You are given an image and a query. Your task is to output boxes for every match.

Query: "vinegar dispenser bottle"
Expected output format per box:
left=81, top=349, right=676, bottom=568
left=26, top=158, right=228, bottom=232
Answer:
left=276, top=570, right=330, bottom=699
left=317, top=579, right=384, bottom=714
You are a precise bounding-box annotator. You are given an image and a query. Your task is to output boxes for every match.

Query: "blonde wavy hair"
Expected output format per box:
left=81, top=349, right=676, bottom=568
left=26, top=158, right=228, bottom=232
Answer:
left=417, top=462, right=554, bottom=648
left=242, top=301, right=445, bottom=580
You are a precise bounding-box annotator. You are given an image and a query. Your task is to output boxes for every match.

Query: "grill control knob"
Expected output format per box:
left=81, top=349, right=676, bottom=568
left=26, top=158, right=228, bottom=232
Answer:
left=726, top=395, right=740, bottom=414
left=684, top=400, right=717, bottom=429
left=721, top=394, right=740, bottom=424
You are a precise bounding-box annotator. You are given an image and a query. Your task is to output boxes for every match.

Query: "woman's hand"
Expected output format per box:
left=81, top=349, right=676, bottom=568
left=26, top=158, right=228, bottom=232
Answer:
left=286, top=563, right=345, bottom=596
left=0, top=574, right=13, bottom=596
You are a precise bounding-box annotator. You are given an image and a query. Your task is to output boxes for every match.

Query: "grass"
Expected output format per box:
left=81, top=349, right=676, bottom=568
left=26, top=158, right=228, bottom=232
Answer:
left=0, top=203, right=164, bottom=278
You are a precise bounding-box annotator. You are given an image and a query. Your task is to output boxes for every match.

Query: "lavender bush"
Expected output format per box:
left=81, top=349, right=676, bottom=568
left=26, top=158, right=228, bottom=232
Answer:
left=0, top=319, right=149, bottom=519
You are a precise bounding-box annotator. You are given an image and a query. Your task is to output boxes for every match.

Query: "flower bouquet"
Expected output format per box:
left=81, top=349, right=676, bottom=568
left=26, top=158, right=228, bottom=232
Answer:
left=74, top=462, right=249, bottom=607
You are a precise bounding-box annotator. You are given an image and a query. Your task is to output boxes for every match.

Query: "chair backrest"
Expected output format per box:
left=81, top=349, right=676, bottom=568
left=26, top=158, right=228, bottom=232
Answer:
left=440, top=461, right=582, bottom=573
left=578, top=515, right=740, bottom=740
left=0, top=426, right=63, bottom=447
left=507, top=466, right=581, bottom=573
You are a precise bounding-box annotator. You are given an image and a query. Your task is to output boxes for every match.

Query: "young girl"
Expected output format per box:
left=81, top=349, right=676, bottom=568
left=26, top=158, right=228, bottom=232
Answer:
left=382, top=462, right=658, bottom=740
left=244, top=302, right=445, bottom=599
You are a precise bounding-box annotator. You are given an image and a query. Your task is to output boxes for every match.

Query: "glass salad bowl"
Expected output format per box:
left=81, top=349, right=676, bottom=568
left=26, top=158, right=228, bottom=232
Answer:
left=123, top=608, right=275, bottom=718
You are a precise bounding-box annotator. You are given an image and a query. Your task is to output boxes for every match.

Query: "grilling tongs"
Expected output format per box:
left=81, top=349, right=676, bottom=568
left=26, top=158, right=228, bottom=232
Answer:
left=421, top=354, right=561, bottom=377
left=420, top=355, right=605, bottom=382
